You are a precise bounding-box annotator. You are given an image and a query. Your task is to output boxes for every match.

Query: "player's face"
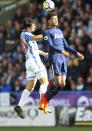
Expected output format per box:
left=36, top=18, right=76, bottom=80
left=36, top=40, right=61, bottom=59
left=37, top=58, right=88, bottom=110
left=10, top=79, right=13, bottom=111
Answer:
left=31, top=23, right=36, bottom=32
left=49, top=16, right=58, bottom=27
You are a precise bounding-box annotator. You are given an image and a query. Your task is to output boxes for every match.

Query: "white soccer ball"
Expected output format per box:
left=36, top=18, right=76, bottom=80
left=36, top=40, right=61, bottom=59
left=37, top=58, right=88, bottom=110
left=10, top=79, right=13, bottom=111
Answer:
left=43, top=0, right=55, bottom=12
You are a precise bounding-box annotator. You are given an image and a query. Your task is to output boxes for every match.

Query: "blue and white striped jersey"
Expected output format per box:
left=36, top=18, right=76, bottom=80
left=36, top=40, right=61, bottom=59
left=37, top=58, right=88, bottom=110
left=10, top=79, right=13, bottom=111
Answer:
left=20, top=30, right=41, bottom=65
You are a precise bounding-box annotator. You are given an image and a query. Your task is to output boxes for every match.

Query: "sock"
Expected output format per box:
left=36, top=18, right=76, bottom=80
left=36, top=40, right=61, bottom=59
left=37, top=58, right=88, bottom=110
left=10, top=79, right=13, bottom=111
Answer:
left=39, top=84, right=47, bottom=99
left=44, top=83, right=56, bottom=98
left=18, top=89, right=30, bottom=107
left=47, top=86, right=61, bottom=101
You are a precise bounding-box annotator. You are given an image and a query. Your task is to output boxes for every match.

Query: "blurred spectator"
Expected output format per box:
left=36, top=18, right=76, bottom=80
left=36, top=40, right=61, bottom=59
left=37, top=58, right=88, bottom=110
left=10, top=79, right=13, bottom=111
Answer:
left=8, top=62, right=14, bottom=74
left=5, top=32, right=15, bottom=52
left=13, top=45, right=23, bottom=62
left=27, top=2, right=36, bottom=18
left=86, top=76, right=92, bottom=90
left=15, top=61, right=23, bottom=76
left=2, top=59, right=8, bottom=73
left=18, top=71, right=26, bottom=87
left=0, top=61, right=3, bottom=79
left=76, top=76, right=85, bottom=91
left=77, top=20, right=87, bottom=37
left=80, top=29, right=91, bottom=48
left=7, top=20, right=15, bottom=37
left=12, top=8, right=24, bottom=23
left=14, top=21, right=21, bottom=40
left=88, top=67, right=92, bottom=77
left=0, top=32, right=5, bottom=52
left=10, top=69, right=17, bottom=88
left=0, top=77, right=12, bottom=92
left=13, top=79, right=23, bottom=92
left=3, top=72, right=11, bottom=84
left=85, top=3, right=91, bottom=13
left=67, top=59, right=79, bottom=80
left=86, top=43, right=92, bottom=67
left=0, top=24, right=7, bottom=36
left=87, top=22, right=92, bottom=39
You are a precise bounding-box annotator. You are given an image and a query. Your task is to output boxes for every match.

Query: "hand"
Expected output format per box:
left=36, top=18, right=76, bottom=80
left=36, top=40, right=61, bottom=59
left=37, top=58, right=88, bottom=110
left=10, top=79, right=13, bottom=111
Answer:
left=61, top=51, right=69, bottom=57
left=44, top=53, right=48, bottom=57
left=77, top=52, right=84, bottom=60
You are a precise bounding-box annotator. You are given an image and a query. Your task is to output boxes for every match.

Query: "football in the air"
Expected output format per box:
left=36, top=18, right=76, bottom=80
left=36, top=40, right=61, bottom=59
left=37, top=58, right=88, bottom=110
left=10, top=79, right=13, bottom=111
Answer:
left=43, top=0, right=55, bottom=12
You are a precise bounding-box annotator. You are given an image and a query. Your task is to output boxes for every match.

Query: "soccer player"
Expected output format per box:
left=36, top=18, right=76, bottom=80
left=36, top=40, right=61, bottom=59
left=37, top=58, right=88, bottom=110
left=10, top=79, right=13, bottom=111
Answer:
left=39, top=12, right=84, bottom=114
left=14, top=17, right=51, bottom=119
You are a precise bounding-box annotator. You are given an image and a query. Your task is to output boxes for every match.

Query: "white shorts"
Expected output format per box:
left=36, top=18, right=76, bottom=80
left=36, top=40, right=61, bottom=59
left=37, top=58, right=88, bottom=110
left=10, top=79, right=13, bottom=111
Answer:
left=25, top=59, right=47, bottom=81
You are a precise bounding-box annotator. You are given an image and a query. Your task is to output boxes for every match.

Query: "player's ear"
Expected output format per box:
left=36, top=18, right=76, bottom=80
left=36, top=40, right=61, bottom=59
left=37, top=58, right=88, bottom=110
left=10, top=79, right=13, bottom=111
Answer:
left=48, top=20, right=50, bottom=24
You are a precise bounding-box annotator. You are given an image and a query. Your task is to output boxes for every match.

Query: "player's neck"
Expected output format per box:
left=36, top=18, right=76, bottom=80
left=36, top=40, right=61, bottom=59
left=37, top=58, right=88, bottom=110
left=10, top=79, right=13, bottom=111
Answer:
left=48, top=25, right=57, bottom=28
left=25, top=28, right=31, bottom=32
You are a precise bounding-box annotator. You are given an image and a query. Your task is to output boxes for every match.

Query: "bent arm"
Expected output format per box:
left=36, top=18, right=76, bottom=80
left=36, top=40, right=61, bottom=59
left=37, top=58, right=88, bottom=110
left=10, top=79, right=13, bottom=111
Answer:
left=39, top=50, right=48, bottom=57
left=31, top=34, right=43, bottom=41
left=63, top=38, right=77, bottom=54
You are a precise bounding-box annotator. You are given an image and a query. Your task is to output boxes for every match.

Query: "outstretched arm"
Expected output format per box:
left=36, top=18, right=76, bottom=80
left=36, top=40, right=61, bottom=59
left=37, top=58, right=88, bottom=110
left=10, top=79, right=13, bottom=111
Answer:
left=63, top=38, right=77, bottom=54
left=63, top=38, right=84, bottom=60
left=31, top=34, right=43, bottom=41
left=39, top=50, right=48, bottom=57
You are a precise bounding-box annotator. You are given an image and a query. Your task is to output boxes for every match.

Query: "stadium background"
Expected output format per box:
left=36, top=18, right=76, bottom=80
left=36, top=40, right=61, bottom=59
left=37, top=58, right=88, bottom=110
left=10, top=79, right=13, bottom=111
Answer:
left=0, top=0, right=92, bottom=130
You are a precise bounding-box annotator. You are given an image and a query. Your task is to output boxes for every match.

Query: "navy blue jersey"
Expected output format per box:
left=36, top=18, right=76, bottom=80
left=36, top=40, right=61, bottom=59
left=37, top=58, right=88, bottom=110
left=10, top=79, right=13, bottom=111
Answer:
left=43, top=28, right=77, bottom=56
left=43, top=28, right=77, bottom=76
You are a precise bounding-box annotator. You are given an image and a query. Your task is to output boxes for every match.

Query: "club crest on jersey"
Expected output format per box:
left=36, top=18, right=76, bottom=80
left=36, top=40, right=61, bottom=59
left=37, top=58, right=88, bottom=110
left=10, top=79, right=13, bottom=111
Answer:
left=54, top=34, right=63, bottom=39
left=44, top=36, right=48, bottom=40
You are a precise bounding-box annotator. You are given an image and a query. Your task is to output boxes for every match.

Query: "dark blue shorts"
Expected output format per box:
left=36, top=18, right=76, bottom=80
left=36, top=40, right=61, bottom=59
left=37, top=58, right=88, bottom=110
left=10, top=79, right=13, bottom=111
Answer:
left=50, top=54, right=67, bottom=76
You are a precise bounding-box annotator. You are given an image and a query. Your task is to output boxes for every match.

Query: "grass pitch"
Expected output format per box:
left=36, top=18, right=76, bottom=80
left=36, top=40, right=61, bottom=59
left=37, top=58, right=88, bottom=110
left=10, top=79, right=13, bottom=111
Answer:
left=1, top=127, right=92, bottom=131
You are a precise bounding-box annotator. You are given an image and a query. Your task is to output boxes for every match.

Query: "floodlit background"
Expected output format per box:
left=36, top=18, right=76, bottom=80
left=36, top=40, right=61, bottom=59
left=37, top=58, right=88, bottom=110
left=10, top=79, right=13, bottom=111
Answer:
left=0, top=0, right=92, bottom=130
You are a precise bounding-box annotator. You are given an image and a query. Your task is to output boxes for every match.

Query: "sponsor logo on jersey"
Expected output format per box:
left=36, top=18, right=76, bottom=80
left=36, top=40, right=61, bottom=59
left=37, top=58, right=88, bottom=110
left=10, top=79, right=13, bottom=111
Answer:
left=54, top=34, right=63, bottom=39
left=44, top=36, right=48, bottom=40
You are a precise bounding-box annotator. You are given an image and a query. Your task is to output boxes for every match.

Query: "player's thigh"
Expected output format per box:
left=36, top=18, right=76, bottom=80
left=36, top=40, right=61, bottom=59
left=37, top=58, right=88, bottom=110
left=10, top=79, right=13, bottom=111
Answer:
left=60, top=75, right=66, bottom=87
left=36, top=65, right=49, bottom=86
left=54, top=75, right=62, bottom=87
left=54, top=75, right=66, bottom=87
left=26, top=79, right=37, bottom=92
left=39, top=76, right=49, bottom=87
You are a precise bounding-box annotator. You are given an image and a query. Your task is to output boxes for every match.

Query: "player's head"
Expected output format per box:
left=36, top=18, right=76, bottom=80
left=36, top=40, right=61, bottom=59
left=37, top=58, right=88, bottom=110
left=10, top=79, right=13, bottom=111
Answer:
left=47, top=12, right=58, bottom=27
left=23, top=17, right=34, bottom=31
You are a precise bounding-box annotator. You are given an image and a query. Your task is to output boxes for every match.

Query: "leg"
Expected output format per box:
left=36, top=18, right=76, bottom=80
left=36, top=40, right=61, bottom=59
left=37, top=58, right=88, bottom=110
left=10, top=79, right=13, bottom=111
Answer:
left=14, top=79, right=36, bottom=119
left=60, top=75, right=66, bottom=88
left=35, top=70, right=52, bottom=113
left=18, top=79, right=37, bottom=106
left=42, top=75, right=66, bottom=114
left=45, top=75, right=62, bottom=101
left=39, top=76, right=49, bottom=98
left=47, top=75, right=66, bottom=101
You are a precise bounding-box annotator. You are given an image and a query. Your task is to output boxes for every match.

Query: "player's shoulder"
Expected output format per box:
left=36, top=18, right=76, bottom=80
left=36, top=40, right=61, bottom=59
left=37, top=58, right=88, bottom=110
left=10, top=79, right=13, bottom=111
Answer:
left=56, top=27, right=62, bottom=32
left=44, top=28, right=49, bottom=33
left=21, top=30, right=33, bottom=36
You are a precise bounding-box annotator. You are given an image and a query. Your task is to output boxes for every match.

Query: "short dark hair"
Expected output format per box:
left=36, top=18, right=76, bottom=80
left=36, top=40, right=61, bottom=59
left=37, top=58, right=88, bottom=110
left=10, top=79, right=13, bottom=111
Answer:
left=23, top=17, right=33, bottom=29
left=47, top=12, right=57, bottom=20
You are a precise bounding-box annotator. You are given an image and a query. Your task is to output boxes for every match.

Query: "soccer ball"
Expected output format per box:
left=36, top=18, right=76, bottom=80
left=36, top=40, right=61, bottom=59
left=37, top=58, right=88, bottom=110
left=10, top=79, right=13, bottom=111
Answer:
left=43, top=0, right=55, bottom=12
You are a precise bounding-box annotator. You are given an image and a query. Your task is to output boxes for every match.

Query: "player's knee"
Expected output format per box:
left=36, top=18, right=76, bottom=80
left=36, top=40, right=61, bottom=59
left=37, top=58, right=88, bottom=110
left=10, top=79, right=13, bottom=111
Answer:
left=40, top=79, right=49, bottom=87
left=26, top=87, right=33, bottom=92
left=26, top=84, right=34, bottom=92
left=44, top=80, right=49, bottom=87
left=54, top=82, right=61, bottom=87
left=61, top=82, right=66, bottom=87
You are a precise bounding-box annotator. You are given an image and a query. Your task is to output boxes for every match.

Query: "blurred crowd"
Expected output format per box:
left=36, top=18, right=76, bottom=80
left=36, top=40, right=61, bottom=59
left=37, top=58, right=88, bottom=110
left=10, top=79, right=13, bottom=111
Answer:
left=0, top=0, right=92, bottom=93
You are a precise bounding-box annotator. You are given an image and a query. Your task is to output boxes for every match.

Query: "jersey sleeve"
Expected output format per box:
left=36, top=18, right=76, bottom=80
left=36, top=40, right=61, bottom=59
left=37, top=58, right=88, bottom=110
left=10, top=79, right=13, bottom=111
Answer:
left=43, top=30, right=53, bottom=47
left=24, top=32, right=33, bottom=43
left=63, top=38, right=77, bottom=54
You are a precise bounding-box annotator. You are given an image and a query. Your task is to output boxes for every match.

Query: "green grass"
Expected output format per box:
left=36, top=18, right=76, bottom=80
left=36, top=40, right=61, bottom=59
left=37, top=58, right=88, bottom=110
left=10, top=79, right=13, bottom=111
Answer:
left=1, top=127, right=92, bottom=131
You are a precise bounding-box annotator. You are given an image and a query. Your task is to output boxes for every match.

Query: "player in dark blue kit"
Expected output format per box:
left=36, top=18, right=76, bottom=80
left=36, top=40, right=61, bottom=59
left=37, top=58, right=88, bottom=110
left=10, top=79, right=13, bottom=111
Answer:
left=39, top=12, right=84, bottom=114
